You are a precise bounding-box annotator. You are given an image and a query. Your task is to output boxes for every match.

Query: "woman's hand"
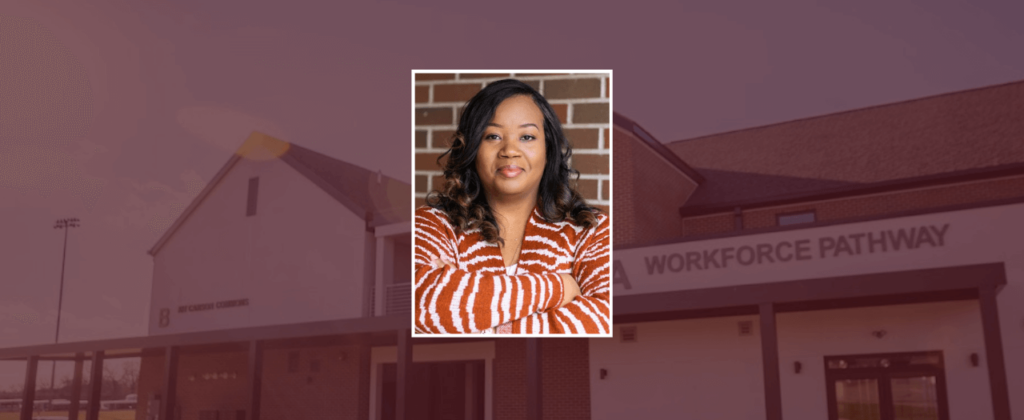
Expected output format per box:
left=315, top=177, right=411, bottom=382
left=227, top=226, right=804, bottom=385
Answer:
left=433, top=258, right=456, bottom=270
left=558, top=273, right=580, bottom=308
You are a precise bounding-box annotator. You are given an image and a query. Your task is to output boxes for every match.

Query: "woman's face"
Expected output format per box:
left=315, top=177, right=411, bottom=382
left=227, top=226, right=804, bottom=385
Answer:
left=475, top=95, right=547, bottom=204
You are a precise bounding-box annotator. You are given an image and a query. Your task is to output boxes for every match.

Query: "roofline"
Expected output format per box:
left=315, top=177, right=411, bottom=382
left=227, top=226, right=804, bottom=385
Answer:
left=148, top=132, right=406, bottom=256
left=616, top=187, right=1024, bottom=251
left=666, top=79, right=1024, bottom=146
left=678, top=162, right=1024, bottom=218
left=613, top=112, right=705, bottom=184
left=148, top=153, right=243, bottom=256
left=278, top=150, right=369, bottom=218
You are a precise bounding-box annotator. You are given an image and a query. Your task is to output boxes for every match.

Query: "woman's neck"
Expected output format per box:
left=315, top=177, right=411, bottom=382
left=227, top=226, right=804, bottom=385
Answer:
left=487, top=193, right=536, bottom=235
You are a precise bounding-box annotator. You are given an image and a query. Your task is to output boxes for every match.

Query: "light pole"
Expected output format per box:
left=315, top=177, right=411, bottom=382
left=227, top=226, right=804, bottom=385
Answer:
left=51, top=217, right=80, bottom=397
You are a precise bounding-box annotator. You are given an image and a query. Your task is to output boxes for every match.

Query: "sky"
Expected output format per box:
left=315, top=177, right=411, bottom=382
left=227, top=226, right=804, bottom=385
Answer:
left=1, top=0, right=1023, bottom=387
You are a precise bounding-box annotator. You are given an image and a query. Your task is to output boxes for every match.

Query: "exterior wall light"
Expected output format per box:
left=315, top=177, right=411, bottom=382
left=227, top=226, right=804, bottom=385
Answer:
left=794, top=361, right=802, bottom=374
left=970, top=353, right=980, bottom=367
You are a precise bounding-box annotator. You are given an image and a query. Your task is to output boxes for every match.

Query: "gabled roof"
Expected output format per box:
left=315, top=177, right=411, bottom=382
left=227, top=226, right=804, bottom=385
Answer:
left=148, top=132, right=410, bottom=256
left=665, top=80, right=1024, bottom=213
left=612, top=112, right=705, bottom=184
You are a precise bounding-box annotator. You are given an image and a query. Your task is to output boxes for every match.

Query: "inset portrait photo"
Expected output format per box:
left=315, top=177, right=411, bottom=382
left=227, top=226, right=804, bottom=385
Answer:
left=412, top=71, right=612, bottom=336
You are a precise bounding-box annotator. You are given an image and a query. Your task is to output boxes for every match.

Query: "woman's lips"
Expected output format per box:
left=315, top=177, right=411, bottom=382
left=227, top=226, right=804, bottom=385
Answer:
left=498, top=165, right=524, bottom=178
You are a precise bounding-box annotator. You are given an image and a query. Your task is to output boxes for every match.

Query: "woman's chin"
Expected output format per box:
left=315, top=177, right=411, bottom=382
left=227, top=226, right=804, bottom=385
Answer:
left=488, top=185, right=536, bottom=201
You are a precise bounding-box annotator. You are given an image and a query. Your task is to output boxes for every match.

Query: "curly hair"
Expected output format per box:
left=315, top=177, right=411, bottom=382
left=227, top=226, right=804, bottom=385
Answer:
left=426, top=79, right=599, bottom=245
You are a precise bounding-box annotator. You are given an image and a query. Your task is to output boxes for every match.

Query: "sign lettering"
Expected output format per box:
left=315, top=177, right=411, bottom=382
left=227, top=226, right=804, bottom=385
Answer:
left=177, top=298, right=250, bottom=314
left=616, top=224, right=950, bottom=280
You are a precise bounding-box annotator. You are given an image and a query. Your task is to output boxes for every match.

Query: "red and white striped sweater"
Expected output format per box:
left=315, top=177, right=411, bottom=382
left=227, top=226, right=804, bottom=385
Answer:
left=414, top=206, right=610, bottom=335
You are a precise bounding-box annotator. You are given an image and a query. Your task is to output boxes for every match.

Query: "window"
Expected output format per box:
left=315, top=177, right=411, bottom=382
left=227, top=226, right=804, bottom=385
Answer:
left=777, top=211, right=815, bottom=226
left=246, top=177, right=259, bottom=216
left=825, top=351, right=948, bottom=420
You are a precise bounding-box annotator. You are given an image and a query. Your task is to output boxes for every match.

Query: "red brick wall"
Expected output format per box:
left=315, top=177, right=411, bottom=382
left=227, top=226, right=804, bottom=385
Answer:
left=136, top=355, right=164, bottom=420
left=493, top=338, right=592, bottom=420
left=135, top=344, right=371, bottom=420
left=414, top=72, right=611, bottom=214
left=682, top=175, right=1024, bottom=236
left=613, top=125, right=698, bottom=246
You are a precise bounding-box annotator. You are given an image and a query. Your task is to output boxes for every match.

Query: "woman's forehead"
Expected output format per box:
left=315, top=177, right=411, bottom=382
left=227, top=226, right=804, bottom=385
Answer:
left=490, top=95, right=544, bottom=127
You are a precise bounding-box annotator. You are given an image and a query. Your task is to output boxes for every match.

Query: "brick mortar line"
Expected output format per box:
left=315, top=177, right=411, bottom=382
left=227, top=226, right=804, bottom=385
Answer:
left=415, top=74, right=609, bottom=85
left=414, top=148, right=608, bottom=153
left=415, top=170, right=610, bottom=181
left=421, top=98, right=609, bottom=106
left=416, top=124, right=610, bottom=129
left=681, top=173, right=1024, bottom=220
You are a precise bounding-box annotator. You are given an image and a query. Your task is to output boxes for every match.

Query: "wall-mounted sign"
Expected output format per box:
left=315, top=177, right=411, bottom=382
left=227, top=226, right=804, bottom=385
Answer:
left=615, top=224, right=951, bottom=288
left=177, top=298, right=250, bottom=314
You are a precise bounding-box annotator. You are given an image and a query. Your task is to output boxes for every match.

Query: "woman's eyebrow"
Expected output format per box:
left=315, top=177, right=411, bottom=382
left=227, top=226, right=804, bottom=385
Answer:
left=485, top=123, right=540, bottom=129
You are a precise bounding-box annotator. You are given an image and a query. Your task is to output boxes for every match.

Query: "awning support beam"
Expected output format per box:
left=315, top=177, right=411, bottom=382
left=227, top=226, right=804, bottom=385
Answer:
left=527, top=338, right=542, bottom=420
left=19, top=355, right=38, bottom=420
left=69, top=354, right=84, bottom=420
left=979, top=285, right=1012, bottom=420
left=759, top=303, right=782, bottom=420
left=396, top=329, right=412, bottom=420
left=247, top=341, right=263, bottom=420
left=85, top=351, right=104, bottom=420
left=161, top=347, right=179, bottom=420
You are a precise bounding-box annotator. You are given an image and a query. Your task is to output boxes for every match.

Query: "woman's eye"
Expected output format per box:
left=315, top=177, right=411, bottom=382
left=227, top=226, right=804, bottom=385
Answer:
left=484, top=134, right=501, bottom=140
left=521, top=135, right=536, bottom=141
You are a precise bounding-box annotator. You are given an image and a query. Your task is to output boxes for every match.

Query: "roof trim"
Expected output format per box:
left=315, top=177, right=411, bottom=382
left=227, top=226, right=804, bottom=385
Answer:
left=666, top=79, right=1024, bottom=146
left=677, top=162, right=1024, bottom=218
left=148, top=153, right=243, bottom=256
left=0, top=314, right=410, bottom=360
left=148, top=132, right=398, bottom=256
left=278, top=151, right=369, bottom=218
left=617, top=188, right=1024, bottom=251
left=613, top=112, right=705, bottom=184
left=614, top=263, right=1005, bottom=322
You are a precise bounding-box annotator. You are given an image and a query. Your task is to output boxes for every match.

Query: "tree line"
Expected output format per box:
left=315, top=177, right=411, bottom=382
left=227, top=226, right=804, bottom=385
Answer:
left=0, top=360, right=139, bottom=400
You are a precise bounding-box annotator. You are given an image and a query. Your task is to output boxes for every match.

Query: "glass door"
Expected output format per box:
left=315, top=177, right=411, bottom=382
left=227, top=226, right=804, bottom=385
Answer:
left=826, top=352, right=949, bottom=420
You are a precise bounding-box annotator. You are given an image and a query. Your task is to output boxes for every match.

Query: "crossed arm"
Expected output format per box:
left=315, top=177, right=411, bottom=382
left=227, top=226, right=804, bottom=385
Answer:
left=413, top=210, right=610, bottom=334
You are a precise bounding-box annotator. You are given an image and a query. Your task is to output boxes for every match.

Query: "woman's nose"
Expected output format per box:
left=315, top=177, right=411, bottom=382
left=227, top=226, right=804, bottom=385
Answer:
left=498, top=139, right=521, bottom=157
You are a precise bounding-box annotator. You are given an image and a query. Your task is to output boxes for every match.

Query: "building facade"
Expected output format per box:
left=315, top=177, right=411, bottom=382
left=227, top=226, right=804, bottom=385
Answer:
left=2, top=81, right=1022, bottom=420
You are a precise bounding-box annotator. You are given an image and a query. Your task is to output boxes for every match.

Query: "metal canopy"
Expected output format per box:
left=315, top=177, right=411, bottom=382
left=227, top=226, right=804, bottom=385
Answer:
left=0, top=314, right=409, bottom=361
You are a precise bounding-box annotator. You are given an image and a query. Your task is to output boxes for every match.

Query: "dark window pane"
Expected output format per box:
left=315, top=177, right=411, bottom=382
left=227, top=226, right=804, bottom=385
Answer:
left=247, top=177, right=259, bottom=216
left=891, top=376, right=940, bottom=420
left=835, top=379, right=881, bottom=420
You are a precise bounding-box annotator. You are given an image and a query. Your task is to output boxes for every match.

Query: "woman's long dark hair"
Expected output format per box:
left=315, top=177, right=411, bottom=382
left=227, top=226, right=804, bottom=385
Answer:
left=426, top=79, right=599, bottom=245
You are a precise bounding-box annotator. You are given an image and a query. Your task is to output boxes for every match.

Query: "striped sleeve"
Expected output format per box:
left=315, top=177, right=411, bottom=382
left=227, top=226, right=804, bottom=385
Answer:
left=414, top=207, right=568, bottom=334
left=510, top=214, right=611, bottom=334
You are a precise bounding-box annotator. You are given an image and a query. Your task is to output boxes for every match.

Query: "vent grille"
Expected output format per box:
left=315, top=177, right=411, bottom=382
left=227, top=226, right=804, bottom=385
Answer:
left=620, top=326, right=637, bottom=342
left=738, top=321, right=753, bottom=336
left=386, top=284, right=411, bottom=315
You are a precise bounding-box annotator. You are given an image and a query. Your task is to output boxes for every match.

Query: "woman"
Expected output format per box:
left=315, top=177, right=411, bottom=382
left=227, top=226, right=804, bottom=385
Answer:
left=414, top=79, right=610, bottom=335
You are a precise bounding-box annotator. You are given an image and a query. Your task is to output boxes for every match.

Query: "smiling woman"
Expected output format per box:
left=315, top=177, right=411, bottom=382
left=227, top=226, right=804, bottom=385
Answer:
left=412, top=73, right=612, bottom=336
